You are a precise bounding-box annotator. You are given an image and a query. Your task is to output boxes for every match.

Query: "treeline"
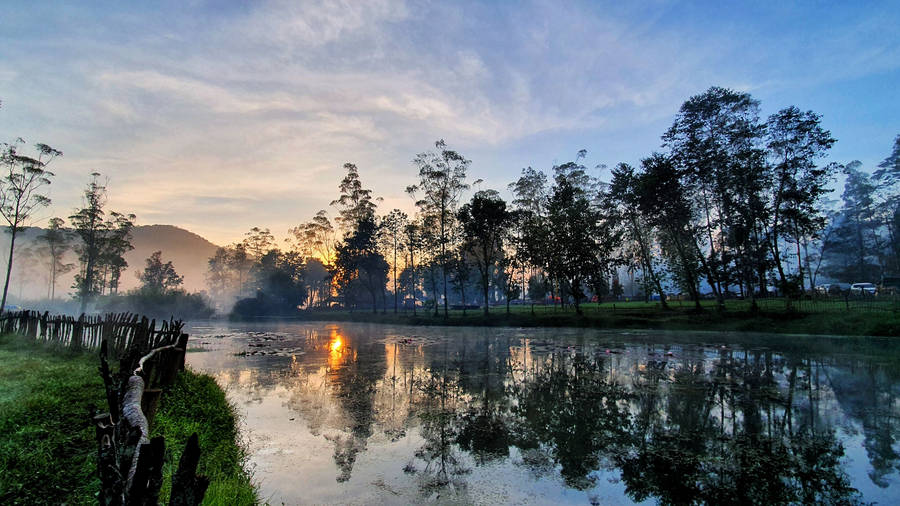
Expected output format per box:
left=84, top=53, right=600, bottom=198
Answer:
left=209, top=86, right=898, bottom=317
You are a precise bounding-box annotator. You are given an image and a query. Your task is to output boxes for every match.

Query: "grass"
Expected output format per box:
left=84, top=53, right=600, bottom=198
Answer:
left=0, top=333, right=257, bottom=505
left=0, top=334, right=103, bottom=505
left=152, top=371, right=256, bottom=505
left=289, top=298, right=900, bottom=336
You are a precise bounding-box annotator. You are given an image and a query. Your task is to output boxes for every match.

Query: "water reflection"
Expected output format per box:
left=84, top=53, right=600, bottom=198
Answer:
left=187, top=324, right=900, bottom=504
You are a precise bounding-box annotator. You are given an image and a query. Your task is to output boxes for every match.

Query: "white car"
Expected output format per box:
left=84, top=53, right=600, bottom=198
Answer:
left=850, top=283, right=877, bottom=295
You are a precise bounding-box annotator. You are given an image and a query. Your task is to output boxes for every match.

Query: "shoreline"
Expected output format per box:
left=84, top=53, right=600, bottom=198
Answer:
left=223, top=304, right=900, bottom=337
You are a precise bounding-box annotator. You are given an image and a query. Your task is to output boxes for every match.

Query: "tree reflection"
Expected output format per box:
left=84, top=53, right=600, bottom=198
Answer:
left=516, top=350, right=633, bottom=489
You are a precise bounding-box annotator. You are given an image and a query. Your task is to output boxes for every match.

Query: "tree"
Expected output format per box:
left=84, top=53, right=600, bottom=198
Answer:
left=545, top=159, right=612, bottom=315
left=101, top=211, right=135, bottom=294
left=407, top=139, right=470, bottom=317
left=874, top=134, right=900, bottom=273
left=139, top=251, right=184, bottom=295
left=381, top=209, right=408, bottom=313
left=0, top=139, right=60, bottom=312
left=636, top=154, right=704, bottom=309
left=663, top=86, right=766, bottom=310
left=403, top=221, right=422, bottom=314
left=242, top=227, right=274, bottom=260
left=289, top=210, right=337, bottom=265
left=70, top=173, right=137, bottom=312
left=825, top=163, right=883, bottom=282
left=333, top=215, right=388, bottom=312
left=603, top=163, right=669, bottom=309
left=458, top=190, right=511, bottom=316
left=331, top=163, right=379, bottom=234
left=36, top=217, right=74, bottom=300
left=765, top=106, right=836, bottom=294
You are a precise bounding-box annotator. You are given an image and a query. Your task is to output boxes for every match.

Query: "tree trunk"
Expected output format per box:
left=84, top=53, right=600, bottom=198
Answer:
left=1, top=228, right=18, bottom=313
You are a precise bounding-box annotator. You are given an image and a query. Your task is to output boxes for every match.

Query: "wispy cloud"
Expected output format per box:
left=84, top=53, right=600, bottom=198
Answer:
left=1, top=0, right=897, bottom=244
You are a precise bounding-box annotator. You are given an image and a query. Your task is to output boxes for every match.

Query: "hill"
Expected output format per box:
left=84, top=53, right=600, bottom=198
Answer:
left=2, top=224, right=220, bottom=301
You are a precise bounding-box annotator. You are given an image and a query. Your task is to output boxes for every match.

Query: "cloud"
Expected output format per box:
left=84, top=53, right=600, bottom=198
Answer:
left=1, top=0, right=897, bottom=245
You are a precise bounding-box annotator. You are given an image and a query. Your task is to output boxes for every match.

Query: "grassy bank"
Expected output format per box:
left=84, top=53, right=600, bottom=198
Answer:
left=0, top=334, right=256, bottom=505
left=287, top=299, right=900, bottom=337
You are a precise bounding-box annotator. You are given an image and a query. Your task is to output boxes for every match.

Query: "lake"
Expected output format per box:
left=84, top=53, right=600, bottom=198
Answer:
left=185, top=321, right=900, bottom=505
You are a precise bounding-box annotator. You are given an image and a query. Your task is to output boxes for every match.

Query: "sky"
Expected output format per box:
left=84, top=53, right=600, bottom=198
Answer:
left=1, top=0, right=898, bottom=246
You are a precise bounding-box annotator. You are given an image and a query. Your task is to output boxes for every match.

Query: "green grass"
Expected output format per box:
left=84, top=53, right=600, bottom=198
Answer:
left=152, top=371, right=257, bottom=505
left=0, top=334, right=104, bottom=505
left=290, top=298, right=900, bottom=336
left=0, top=334, right=257, bottom=505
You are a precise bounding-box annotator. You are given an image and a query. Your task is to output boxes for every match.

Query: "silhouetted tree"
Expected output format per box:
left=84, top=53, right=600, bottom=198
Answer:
left=36, top=217, right=74, bottom=300
left=138, top=250, right=183, bottom=295
left=0, top=139, right=59, bottom=312
left=407, top=140, right=470, bottom=317
left=458, top=190, right=511, bottom=315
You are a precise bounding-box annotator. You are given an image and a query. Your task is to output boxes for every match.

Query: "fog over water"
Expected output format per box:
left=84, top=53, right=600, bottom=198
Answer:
left=186, top=321, right=900, bottom=505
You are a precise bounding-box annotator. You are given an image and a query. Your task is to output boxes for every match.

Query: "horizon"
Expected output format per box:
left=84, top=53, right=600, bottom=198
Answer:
left=2, top=1, right=899, bottom=245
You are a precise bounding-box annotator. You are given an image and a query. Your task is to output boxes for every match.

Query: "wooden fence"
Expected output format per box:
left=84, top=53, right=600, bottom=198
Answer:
left=0, top=310, right=186, bottom=357
left=1, top=309, right=207, bottom=505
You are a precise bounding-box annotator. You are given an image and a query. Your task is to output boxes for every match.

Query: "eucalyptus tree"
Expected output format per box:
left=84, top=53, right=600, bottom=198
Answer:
left=243, top=226, right=275, bottom=260
left=100, top=211, right=136, bottom=294
left=508, top=167, right=550, bottom=301
left=663, top=87, right=765, bottom=309
left=403, top=220, right=422, bottom=314
left=545, top=160, right=611, bottom=315
left=636, top=154, right=703, bottom=309
left=70, top=173, right=113, bottom=312
left=765, top=106, right=836, bottom=294
left=381, top=209, right=408, bottom=313
left=37, top=217, right=74, bottom=300
left=332, top=163, right=379, bottom=234
left=458, top=190, right=511, bottom=316
left=407, top=139, right=470, bottom=317
left=602, top=163, right=668, bottom=308
left=0, top=140, right=60, bottom=312
left=289, top=209, right=336, bottom=265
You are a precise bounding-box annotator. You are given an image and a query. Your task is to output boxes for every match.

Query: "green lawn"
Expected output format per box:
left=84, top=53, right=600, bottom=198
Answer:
left=0, top=334, right=257, bottom=505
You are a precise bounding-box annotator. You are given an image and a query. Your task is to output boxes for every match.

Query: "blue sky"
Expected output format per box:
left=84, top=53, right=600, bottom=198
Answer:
left=1, top=0, right=897, bottom=244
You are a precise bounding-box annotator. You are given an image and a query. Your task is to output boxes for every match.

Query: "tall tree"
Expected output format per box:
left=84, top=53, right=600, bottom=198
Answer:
left=333, top=215, right=388, bottom=312
left=545, top=159, right=611, bottom=315
left=403, top=220, right=422, bottom=315
left=458, top=190, right=511, bottom=316
left=36, top=217, right=74, bottom=300
left=603, top=163, right=669, bottom=309
left=289, top=210, right=336, bottom=265
left=0, top=140, right=60, bottom=312
left=381, top=209, right=407, bottom=313
left=101, top=211, right=135, bottom=294
left=407, top=139, right=470, bottom=317
left=636, top=154, right=704, bottom=309
left=765, top=106, right=836, bottom=294
left=70, top=173, right=108, bottom=312
left=874, top=134, right=900, bottom=273
left=663, top=86, right=765, bottom=310
left=331, top=163, right=379, bottom=234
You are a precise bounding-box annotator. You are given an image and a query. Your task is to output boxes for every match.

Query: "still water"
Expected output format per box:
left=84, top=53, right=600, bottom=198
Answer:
left=185, top=322, right=900, bottom=505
